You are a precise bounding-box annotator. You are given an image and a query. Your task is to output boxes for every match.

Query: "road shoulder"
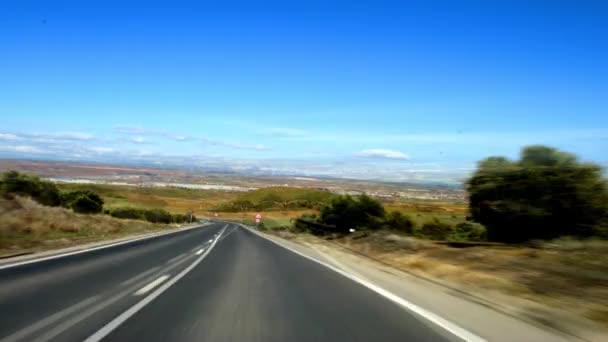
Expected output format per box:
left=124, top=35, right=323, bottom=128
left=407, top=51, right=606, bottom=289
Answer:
left=251, top=228, right=594, bottom=342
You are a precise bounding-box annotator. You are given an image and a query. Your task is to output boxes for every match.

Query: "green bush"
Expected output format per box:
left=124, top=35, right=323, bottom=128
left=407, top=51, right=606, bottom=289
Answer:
left=142, top=209, right=173, bottom=224
left=109, top=207, right=145, bottom=220
left=419, top=218, right=453, bottom=240
left=61, top=190, right=104, bottom=214
left=70, top=193, right=104, bottom=214
left=0, top=170, right=62, bottom=206
left=467, top=145, right=608, bottom=242
left=319, top=194, right=385, bottom=231
left=109, top=207, right=192, bottom=224
left=450, top=222, right=487, bottom=242
left=383, top=211, right=415, bottom=234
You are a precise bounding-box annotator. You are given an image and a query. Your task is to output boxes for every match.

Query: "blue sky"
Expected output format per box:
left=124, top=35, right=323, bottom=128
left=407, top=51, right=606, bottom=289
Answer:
left=1, top=1, right=607, bottom=183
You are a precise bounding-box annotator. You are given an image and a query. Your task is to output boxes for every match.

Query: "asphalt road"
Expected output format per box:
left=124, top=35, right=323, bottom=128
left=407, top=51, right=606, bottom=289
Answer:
left=0, top=221, right=465, bottom=342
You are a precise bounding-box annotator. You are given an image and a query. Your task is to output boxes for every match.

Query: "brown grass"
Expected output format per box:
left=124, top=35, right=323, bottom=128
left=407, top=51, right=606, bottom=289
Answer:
left=0, top=196, right=170, bottom=256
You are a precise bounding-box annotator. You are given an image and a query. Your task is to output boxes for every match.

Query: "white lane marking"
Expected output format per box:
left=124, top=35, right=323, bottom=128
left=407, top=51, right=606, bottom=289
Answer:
left=242, top=225, right=485, bottom=342
left=195, top=248, right=205, bottom=255
left=120, top=266, right=161, bottom=287
left=0, top=223, right=217, bottom=270
left=166, top=253, right=187, bottom=264
left=30, top=281, right=146, bottom=342
left=208, top=239, right=213, bottom=243
left=84, top=225, right=228, bottom=342
left=0, top=296, right=100, bottom=342
left=134, top=275, right=170, bottom=296
left=218, top=226, right=238, bottom=242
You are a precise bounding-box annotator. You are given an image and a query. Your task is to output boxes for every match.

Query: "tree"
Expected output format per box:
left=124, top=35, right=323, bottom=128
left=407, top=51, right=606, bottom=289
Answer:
left=467, top=145, right=608, bottom=242
left=320, top=194, right=386, bottom=231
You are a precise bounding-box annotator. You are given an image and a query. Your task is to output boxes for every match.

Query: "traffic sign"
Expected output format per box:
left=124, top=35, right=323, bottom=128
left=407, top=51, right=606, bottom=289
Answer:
left=255, top=218, right=261, bottom=223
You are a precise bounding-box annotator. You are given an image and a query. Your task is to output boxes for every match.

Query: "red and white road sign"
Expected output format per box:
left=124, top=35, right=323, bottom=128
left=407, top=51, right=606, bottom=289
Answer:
left=255, top=218, right=261, bottom=223
left=255, top=213, right=262, bottom=219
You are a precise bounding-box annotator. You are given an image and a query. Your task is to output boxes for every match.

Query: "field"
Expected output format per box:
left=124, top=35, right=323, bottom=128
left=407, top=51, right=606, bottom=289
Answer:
left=56, top=183, right=240, bottom=216
left=384, top=200, right=468, bottom=226
left=57, top=183, right=469, bottom=229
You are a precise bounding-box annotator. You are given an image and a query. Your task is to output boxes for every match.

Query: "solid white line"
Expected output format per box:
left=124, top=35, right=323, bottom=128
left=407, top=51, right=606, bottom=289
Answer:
left=242, top=225, right=485, bottom=342
left=134, top=275, right=170, bottom=296
left=0, top=296, right=100, bottom=342
left=31, top=280, right=148, bottom=342
left=120, top=266, right=161, bottom=287
left=0, top=223, right=215, bottom=270
left=84, top=225, right=228, bottom=342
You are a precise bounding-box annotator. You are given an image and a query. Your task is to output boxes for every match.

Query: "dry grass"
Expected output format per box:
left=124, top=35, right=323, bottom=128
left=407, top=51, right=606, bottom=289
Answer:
left=0, top=196, right=170, bottom=256
left=56, top=183, right=240, bottom=216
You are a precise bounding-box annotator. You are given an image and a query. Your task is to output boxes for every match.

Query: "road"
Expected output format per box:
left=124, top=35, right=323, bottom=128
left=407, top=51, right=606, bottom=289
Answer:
left=0, top=221, right=470, bottom=342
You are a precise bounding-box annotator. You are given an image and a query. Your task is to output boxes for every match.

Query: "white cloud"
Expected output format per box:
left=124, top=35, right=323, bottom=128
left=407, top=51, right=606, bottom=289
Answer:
left=52, top=132, right=94, bottom=140
left=88, top=147, right=114, bottom=153
left=114, top=125, right=191, bottom=141
left=201, top=137, right=270, bottom=151
left=357, top=149, right=409, bottom=160
left=0, top=145, right=45, bottom=153
left=131, top=136, right=146, bottom=144
left=0, top=133, right=20, bottom=141
left=16, top=145, right=44, bottom=153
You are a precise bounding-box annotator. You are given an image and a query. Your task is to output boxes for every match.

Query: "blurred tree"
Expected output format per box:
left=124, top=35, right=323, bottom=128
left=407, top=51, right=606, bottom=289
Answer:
left=467, top=145, right=608, bottom=242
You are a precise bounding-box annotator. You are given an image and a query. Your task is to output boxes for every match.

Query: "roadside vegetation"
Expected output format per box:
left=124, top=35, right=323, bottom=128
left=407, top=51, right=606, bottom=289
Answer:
left=0, top=194, right=163, bottom=256
left=212, top=186, right=334, bottom=212
left=0, top=171, right=196, bottom=225
left=290, top=145, right=608, bottom=244
left=269, top=145, right=608, bottom=331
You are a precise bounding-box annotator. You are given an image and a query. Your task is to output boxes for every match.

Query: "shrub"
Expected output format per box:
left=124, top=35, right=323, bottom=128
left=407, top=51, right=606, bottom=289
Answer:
left=320, top=194, right=386, bottom=231
left=419, top=218, right=453, bottom=240
left=109, top=207, right=144, bottom=220
left=0, top=170, right=62, bottom=206
left=142, top=209, right=173, bottom=224
left=450, top=222, right=487, bottom=242
left=383, top=211, right=415, bottom=234
left=467, top=145, right=608, bottom=242
left=61, top=190, right=104, bottom=214
left=69, top=193, right=104, bottom=214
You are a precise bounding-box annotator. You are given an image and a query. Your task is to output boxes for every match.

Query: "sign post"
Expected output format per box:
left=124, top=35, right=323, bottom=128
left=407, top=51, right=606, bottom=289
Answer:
left=254, top=213, right=262, bottom=229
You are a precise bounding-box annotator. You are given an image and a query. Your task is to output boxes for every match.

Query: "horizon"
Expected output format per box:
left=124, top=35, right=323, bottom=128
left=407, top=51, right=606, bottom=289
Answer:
left=1, top=1, right=607, bottom=183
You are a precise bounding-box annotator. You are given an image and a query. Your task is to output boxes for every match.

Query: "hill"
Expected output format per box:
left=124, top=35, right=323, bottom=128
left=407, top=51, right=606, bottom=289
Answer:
left=214, top=187, right=335, bottom=212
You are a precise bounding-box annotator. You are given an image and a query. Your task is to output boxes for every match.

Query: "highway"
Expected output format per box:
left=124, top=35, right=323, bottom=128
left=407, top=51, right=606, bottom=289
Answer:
left=0, top=221, right=468, bottom=342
